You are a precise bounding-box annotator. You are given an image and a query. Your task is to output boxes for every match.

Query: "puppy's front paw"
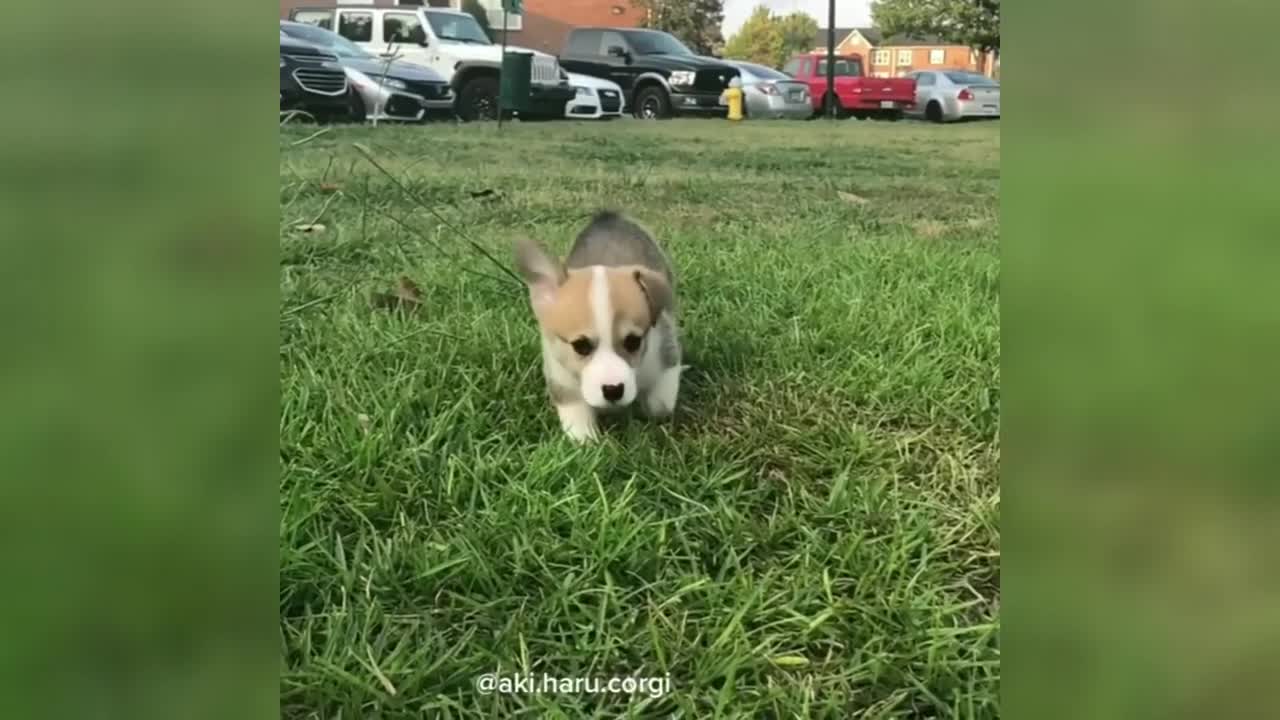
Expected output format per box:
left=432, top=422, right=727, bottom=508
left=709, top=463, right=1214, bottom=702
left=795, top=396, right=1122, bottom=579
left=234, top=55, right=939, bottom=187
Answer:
left=557, top=403, right=599, bottom=443
left=643, top=365, right=685, bottom=419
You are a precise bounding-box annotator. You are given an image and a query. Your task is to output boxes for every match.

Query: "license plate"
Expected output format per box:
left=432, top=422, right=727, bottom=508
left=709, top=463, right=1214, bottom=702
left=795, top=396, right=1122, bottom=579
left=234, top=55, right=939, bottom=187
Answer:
left=788, top=91, right=803, bottom=102
left=880, top=101, right=896, bottom=109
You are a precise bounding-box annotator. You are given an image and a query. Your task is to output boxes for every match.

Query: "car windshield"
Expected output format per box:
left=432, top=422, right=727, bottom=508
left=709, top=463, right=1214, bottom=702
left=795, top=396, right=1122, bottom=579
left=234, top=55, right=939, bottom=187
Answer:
left=283, top=23, right=372, bottom=58
left=816, top=58, right=862, bottom=77
left=426, top=11, right=491, bottom=44
left=626, top=30, right=693, bottom=55
left=738, top=63, right=790, bottom=81
left=945, top=71, right=997, bottom=86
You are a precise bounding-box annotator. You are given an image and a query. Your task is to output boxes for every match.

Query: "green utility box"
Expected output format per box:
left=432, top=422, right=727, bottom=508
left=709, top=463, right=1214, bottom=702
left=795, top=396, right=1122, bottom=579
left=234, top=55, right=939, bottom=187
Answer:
left=499, top=51, right=532, bottom=114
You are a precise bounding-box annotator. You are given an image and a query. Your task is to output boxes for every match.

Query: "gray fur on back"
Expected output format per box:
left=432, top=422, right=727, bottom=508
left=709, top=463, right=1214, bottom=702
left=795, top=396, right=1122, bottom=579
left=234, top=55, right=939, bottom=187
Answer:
left=566, top=211, right=674, bottom=285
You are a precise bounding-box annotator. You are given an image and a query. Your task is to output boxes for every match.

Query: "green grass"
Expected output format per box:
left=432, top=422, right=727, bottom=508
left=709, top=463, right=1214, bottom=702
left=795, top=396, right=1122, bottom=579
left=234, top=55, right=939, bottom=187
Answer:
left=279, top=119, right=1000, bottom=718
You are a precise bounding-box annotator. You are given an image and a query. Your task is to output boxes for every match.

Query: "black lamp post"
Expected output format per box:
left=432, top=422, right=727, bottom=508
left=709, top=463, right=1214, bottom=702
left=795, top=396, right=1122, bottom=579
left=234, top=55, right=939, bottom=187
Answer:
left=825, top=0, right=836, bottom=119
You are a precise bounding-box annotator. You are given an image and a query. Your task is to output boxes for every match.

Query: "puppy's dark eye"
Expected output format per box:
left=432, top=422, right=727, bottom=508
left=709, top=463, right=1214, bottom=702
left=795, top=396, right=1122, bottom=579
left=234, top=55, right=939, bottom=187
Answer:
left=622, top=333, right=643, bottom=353
left=570, top=337, right=595, bottom=356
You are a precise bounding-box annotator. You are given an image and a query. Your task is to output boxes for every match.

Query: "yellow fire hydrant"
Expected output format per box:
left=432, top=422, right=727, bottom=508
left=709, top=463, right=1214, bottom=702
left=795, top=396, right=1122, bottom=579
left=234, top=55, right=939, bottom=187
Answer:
left=723, top=77, right=744, bottom=121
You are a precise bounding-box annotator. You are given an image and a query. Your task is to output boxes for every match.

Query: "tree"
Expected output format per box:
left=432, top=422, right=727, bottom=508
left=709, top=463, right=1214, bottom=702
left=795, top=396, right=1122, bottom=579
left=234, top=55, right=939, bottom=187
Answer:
left=872, top=0, right=1000, bottom=54
left=635, top=0, right=725, bottom=55
left=722, top=7, right=816, bottom=68
left=777, top=12, right=819, bottom=61
left=722, top=6, right=783, bottom=66
left=461, top=0, right=496, bottom=42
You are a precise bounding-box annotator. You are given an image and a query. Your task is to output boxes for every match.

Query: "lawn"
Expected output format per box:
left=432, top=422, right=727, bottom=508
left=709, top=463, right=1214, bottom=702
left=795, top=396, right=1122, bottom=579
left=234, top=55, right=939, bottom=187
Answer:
left=279, top=118, right=1000, bottom=718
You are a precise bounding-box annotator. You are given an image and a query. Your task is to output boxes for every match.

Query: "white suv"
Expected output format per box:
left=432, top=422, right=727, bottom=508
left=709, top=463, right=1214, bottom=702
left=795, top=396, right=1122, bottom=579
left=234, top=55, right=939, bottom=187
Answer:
left=290, top=5, right=572, bottom=120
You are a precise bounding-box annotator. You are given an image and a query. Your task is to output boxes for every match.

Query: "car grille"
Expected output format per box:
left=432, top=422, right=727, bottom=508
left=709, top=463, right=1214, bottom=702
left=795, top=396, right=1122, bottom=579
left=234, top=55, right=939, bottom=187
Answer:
left=694, top=68, right=736, bottom=93
left=283, top=52, right=339, bottom=66
left=531, top=55, right=561, bottom=87
left=598, top=90, right=621, bottom=113
left=293, top=68, right=347, bottom=96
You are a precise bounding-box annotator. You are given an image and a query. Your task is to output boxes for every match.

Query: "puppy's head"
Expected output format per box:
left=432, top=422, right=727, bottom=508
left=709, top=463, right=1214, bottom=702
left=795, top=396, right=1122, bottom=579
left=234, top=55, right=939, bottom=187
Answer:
left=515, top=238, right=671, bottom=410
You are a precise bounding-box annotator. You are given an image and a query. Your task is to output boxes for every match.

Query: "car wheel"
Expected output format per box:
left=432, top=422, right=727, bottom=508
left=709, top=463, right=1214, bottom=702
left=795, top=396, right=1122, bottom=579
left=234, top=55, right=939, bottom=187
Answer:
left=926, top=101, right=944, bottom=123
left=634, top=86, right=671, bottom=120
left=458, top=76, right=499, bottom=122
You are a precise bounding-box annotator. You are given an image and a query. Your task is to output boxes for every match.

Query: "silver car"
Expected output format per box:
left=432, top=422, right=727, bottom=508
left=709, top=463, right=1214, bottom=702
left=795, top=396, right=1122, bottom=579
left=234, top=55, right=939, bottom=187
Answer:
left=721, top=60, right=812, bottom=120
left=907, top=70, right=1000, bottom=123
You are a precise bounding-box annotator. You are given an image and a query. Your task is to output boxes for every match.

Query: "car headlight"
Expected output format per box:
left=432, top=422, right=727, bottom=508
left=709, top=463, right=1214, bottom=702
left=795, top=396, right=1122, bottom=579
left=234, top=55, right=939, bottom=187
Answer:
left=373, top=76, right=407, bottom=91
left=669, top=71, right=695, bottom=86
left=574, top=86, right=592, bottom=97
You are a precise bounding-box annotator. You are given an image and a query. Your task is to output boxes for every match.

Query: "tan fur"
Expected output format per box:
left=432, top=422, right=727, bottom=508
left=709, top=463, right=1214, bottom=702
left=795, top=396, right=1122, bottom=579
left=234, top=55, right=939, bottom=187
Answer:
left=533, top=267, right=662, bottom=354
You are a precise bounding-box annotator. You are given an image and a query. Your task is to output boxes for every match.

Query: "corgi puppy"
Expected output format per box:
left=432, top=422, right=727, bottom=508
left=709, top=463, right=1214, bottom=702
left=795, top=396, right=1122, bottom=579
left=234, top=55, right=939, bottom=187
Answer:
left=515, top=211, right=683, bottom=442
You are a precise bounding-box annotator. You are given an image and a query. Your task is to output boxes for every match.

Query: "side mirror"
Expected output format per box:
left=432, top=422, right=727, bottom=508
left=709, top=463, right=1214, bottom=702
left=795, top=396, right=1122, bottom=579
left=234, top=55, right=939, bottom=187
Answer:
left=607, top=45, right=629, bottom=60
left=411, top=26, right=428, bottom=46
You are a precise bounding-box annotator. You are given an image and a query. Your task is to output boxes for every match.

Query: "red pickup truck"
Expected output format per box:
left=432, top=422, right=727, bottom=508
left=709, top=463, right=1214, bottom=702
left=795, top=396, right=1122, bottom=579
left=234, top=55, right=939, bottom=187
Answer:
left=783, top=53, right=916, bottom=119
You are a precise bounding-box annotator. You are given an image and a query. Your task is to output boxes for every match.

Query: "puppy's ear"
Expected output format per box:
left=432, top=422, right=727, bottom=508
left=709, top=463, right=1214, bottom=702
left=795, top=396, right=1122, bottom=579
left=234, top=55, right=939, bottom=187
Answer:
left=632, top=268, right=673, bottom=327
left=514, top=237, right=564, bottom=313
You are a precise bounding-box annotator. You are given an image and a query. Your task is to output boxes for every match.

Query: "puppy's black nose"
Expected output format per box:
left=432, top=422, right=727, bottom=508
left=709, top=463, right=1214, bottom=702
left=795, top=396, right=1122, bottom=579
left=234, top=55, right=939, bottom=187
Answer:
left=601, top=384, right=624, bottom=402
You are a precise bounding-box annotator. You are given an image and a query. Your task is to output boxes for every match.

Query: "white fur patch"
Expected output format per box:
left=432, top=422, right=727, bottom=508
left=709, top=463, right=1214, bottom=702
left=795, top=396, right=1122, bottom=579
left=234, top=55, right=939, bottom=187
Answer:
left=557, top=402, right=598, bottom=443
left=580, top=266, right=637, bottom=409
left=643, top=364, right=684, bottom=418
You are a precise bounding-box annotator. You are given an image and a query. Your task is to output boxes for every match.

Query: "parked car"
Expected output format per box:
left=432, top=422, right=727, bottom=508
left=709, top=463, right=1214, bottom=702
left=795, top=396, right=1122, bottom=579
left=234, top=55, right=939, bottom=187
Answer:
left=280, top=20, right=452, bottom=122
left=280, top=32, right=358, bottom=122
left=906, top=70, right=1001, bottom=123
left=782, top=53, right=915, bottom=120
left=564, top=72, right=625, bottom=120
left=559, top=27, right=740, bottom=119
left=718, top=60, right=811, bottom=119
left=288, top=6, right=572, bottom=121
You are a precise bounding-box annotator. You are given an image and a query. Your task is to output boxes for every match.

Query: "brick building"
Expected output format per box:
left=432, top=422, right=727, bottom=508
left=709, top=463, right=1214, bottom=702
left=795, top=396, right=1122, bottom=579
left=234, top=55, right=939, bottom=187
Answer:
left=814, top=27, right=998, bottom=79
left=279, top=0, right=646, bottom=55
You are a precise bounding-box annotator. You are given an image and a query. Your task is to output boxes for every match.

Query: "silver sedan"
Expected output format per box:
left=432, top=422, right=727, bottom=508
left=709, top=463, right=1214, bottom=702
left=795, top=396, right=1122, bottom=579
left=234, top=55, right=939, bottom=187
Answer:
left=720, top=60, right=813, bottom=120
left=907, top=70, right=1000, bottom=123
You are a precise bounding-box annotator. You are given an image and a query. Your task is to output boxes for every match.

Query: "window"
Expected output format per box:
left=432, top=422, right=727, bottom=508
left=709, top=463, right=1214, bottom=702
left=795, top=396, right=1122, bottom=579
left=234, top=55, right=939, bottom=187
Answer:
left=567, top=30, right=601, bottom=56
left=799, top=58, right=812, bottom=76
left=337, top=11, right=373, bottom=43
left=816, top=58, right=863, bottom=77
left=916, top=72, right=935, bottom=87
left=383, top=12, right=422, bottom=43
left=477, top=0, right=521, bottom=32
left=945, top=71, right=997, bottom=86
left=896, top=49, right=913, bottom=65
left=600, top=31, right=628, bottom=56
left=873, top=49, right=891, bottom=65
left=929, top=49, right=945, bottom=64
left=741, top=63, right=790, bottom=80
left=425, top=10, right=492, bottom=43
left=782, top=58, right=802, bottom=77
left=293, top=10, right=333, bottom=30
left=625, top=30, right=693, bottom=55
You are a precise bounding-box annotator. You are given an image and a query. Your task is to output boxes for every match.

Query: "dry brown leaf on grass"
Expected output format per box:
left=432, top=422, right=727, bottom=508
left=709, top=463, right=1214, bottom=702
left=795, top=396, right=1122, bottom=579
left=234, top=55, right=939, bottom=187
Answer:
left=370, top=276, right=424, bottom=312
left=912, top=219, right=950, bottom=239
left=319, top=182, right=341, bottom=194
left=838, top=190, right=870, bottom=205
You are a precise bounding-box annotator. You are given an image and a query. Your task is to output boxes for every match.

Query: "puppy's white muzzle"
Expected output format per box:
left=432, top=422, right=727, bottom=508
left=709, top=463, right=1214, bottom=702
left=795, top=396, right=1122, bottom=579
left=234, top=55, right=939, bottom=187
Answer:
left=581, top=350, right=637, bottom=409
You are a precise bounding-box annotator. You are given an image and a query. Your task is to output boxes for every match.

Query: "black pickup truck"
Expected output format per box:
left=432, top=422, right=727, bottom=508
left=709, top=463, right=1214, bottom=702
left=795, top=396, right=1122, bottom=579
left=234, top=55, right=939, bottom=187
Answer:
left=559, top=28, right=740, bottom=119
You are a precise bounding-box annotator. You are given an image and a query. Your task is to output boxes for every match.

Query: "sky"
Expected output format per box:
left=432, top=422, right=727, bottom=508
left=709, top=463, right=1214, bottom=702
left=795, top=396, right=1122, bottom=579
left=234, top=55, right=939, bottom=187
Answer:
left=721, top=0, right=873, bottom=39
